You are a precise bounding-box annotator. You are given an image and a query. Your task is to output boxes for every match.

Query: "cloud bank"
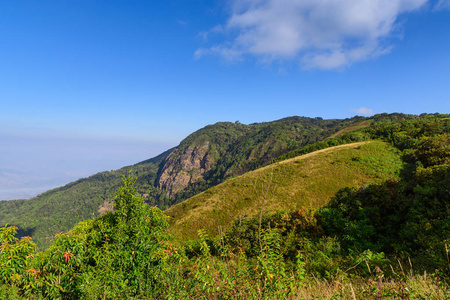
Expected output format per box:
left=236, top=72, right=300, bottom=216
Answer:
left=197, top=0, right=431, bottom=69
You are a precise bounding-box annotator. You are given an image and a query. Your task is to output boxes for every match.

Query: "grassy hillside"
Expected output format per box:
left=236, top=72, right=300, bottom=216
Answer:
left=166, top=140, right=405, bottom=241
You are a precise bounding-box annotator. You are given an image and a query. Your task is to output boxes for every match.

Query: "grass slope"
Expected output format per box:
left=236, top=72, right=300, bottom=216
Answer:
left=166, top=140, right=405, bottom=241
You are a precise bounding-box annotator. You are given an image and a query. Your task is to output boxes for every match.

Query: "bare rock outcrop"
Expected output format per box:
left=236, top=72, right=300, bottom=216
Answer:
left=157, top=141, right=215, bottom=197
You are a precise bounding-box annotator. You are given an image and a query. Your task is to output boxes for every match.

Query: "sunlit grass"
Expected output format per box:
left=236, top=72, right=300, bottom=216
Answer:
left=166, top=140, right=405, bottom=242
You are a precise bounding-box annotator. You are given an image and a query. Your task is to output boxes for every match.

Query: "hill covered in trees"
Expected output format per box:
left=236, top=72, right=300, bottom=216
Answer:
left=0, top=113, right=448, bottom=299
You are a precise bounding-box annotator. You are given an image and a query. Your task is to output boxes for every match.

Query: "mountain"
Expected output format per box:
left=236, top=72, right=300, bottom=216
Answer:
left=0, top=113, right=446, bottom=248
left=155, top=116, right=370, bottom=203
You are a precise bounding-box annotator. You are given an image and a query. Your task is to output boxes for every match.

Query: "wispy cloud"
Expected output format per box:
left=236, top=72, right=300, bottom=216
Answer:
left=352, top=107, right=374, bottom=115
left=434, top=0, right=450, bottom=10
left=195, top=46, right=243, bottom=62
left=197, top=0, right=430, bottom=69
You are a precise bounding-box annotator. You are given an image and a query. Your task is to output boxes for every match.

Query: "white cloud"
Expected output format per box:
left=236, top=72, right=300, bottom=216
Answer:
left=352, top=107, right=374, bottom=115
left=198, top=0, right=429, bottom=69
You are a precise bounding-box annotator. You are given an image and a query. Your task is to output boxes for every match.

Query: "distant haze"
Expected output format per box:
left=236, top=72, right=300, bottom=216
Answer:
left=0, top=131, right=174, bottom=200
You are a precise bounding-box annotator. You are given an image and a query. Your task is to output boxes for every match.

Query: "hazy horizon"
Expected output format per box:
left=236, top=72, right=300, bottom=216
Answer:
left=0, top=133, right=174, bottom=200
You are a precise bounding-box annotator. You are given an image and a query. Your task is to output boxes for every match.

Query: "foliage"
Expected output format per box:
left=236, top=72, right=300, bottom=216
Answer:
left=415, top=134, right=450, bottom=167
left=81, top=174, right=174, bottom=298
left=0, top=225, right=36, bottom=286
left=316, top=133, right=450, bottom=272
left=0, top=174, right=181, bottom=299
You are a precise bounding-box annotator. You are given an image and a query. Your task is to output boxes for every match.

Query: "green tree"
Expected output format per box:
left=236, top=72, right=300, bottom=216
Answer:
left=415, top=134, right=450, bottom=167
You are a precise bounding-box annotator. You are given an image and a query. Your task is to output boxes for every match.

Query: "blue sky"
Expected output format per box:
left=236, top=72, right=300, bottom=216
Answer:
left=1, top=0, right=449, bottom=199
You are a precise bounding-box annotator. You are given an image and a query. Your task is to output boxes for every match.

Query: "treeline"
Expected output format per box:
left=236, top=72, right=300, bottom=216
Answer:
left=276, top=113, right=449, bottom=163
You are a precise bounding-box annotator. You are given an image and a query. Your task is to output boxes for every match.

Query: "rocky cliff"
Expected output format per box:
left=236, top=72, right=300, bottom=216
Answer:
left=156, top=141, right=215, bottom=197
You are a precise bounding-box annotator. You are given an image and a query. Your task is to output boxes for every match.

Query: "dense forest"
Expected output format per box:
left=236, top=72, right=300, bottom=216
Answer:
left=0, top=113, right=449, bottom=299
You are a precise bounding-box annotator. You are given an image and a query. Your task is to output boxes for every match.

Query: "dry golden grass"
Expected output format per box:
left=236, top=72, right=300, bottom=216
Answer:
left=166, top=141, right=405, bottom=242
left=294, top=273, right=448, bottom=299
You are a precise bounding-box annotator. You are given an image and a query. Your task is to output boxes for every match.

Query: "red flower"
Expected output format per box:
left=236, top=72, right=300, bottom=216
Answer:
left=63, top=251, right=73, bottom=263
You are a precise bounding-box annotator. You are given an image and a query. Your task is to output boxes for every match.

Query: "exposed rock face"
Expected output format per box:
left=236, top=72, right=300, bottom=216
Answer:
left=157, top=141, right=215, bottom=197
